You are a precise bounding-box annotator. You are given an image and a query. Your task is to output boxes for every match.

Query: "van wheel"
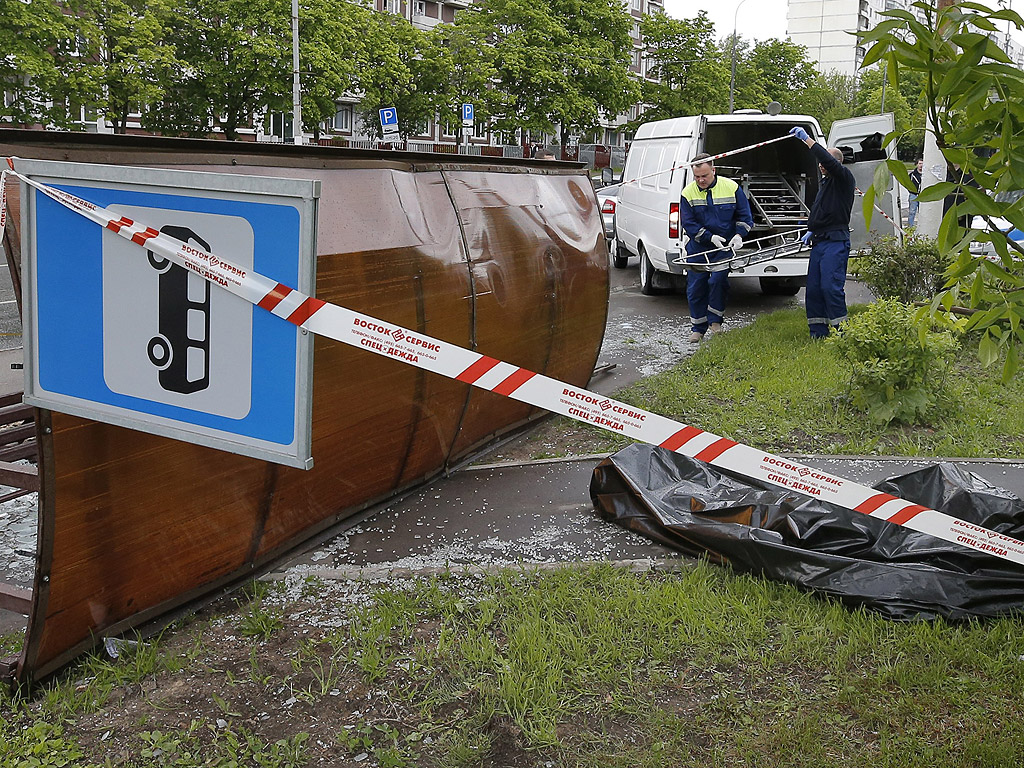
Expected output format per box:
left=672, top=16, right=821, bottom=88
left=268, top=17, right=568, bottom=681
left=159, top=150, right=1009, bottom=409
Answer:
left=759, top=277, right=803, bottom=296
left=639, top=246, right=665, bottom=296
left=612, top=241, right=629, bottom=269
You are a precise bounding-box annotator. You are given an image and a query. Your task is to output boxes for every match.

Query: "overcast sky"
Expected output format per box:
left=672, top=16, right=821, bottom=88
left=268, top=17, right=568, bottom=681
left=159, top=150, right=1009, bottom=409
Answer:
left=662, top=0, right=790, bottom=42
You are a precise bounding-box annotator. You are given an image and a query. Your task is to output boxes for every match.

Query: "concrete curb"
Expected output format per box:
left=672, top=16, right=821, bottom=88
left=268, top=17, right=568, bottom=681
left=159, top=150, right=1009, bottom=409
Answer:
left=263, top=557, right=694, bottom=582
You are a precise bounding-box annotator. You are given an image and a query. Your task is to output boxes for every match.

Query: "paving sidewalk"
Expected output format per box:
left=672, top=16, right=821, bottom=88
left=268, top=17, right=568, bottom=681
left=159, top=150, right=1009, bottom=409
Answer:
left=276, top=451, right=1024, bottom=579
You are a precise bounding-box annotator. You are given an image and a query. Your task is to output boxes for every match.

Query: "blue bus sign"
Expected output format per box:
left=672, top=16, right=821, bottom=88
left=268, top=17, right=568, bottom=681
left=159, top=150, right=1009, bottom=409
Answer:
left=18, top=159, right=319, bottom=469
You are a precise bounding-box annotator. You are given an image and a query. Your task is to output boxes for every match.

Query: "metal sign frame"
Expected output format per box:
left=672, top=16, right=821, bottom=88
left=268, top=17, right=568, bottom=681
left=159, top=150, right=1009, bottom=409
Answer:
left=18, top=159, right=320, bottom=469
left=379, top=107, right=400, bottom=143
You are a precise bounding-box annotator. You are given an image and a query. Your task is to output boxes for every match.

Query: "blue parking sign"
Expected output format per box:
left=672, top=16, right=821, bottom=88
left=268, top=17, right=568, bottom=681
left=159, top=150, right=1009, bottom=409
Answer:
left=379, top=107, right=398, bottom=129
left=379, top=106, right=400, bottom=143
left=461, top=103, right=474, bottom=128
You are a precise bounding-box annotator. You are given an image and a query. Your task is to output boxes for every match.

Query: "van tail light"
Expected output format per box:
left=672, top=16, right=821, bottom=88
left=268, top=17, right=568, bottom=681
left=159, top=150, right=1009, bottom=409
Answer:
left=601, top=199, right=616, bottom=215
left=668, top=202, right=680, bottom=239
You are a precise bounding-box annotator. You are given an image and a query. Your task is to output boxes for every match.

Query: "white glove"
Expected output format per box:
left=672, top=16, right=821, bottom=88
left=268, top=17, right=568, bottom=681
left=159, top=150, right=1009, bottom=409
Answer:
left=710, top=234, right=727, bottom=249
left=729, top=234, right=743, bottom=250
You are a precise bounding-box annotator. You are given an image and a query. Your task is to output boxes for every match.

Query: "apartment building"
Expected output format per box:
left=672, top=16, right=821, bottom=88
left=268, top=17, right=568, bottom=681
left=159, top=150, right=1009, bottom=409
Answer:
left=787, top=0, right=1023, bottom=77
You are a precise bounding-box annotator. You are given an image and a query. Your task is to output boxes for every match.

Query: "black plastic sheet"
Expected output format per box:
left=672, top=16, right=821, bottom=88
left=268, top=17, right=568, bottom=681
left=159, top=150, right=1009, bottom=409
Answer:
left=590, top=444, right=1024, bottom=621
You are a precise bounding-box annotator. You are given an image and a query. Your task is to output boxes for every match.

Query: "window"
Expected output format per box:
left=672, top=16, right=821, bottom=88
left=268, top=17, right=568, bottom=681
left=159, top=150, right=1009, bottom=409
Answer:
left=383, top=0, right=400, bottom=13
left=333, top=104, right=352, bottom=132
left=414, top=0, right=426, bottom=15
left=265, top=113, right=293, bottom=141
left=415, top=116, right=433, bottom=138
left=632, top=49, right=641, bottom=68
left=473, top=119, right=487, bottom=139
left=631, top=0, right=642, bottom=11
left=638, top=146, right=663, bottom=189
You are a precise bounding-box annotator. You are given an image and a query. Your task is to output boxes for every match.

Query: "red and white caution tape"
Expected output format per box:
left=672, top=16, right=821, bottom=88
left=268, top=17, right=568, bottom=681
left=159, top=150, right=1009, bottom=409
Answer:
left=5, top=157, right=1024, bottom=569
left=621, top=134, right=792, bottom=187
left=855, top=185, right=906, bottom=236
left=0, top=167, right=9, bottom=238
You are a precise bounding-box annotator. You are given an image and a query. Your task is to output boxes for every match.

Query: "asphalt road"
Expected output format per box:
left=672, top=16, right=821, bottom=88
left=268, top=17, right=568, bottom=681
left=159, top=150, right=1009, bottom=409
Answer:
left=570, top=247, right=874, bottom=395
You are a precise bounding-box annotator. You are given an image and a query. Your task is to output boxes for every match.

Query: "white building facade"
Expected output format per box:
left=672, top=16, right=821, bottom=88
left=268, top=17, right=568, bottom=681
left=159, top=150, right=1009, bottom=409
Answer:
left=786, top=0, right=890, bottom=77
left=787, top=0, right=1023, bottom=78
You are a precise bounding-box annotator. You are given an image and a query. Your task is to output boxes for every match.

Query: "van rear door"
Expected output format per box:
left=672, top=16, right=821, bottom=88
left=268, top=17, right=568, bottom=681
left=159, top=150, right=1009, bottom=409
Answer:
left=827, top=113, right=900, bottom=249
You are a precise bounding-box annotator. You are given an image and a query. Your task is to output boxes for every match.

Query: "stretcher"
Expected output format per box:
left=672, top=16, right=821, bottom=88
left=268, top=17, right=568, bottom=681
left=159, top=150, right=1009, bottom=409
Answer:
left=669, top=229, right=810, bottom=273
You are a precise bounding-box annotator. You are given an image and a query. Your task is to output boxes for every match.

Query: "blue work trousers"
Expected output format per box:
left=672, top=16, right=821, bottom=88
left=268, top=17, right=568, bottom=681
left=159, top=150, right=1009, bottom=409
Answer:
left=686, top=264, right=729, bottom=334
left=806, top=236, right=850, bottom=338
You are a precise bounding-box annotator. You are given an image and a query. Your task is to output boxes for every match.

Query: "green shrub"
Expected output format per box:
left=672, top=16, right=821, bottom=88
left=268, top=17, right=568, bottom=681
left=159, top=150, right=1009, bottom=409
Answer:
left=828, top=299, right=958, bottom=425
left=857, top=235, right=952, bottom=303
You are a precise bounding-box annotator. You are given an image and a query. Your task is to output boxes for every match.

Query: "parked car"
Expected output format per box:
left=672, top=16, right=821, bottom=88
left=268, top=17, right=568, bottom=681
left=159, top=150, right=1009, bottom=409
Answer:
left=970, top=189, right=1024, bottom=259
left=596, top=182, right=622, bottom=260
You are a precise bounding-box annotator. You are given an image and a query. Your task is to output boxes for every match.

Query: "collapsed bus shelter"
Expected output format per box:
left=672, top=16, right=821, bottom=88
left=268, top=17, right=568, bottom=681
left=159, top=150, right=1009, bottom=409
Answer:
left=0, top=129, right=611, bottom=688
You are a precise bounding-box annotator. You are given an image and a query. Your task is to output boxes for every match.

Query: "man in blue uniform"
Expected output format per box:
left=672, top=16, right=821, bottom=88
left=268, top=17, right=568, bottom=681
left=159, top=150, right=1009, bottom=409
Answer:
left=679, top=153, right=753, bottom=343
left=789, top=126, right=856, bottom=339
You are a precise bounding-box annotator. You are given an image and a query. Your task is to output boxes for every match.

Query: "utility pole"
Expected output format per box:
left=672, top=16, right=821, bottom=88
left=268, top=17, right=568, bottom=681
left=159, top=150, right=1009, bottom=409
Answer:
left=916, top=0, right=956, bottom=237
left=728, top=0, right=750, bottom=113
left=291, top=0, right=303, bottom=146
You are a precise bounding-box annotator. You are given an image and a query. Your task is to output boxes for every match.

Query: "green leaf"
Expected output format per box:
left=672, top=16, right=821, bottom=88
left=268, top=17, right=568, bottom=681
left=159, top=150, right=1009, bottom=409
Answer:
left=917, top=181, right=957, bottom=203
left=861, top=39, right=891, bottom=69
left=979, top=331, right=1000, bottom=367
left=962, top=187, right=1001, bottom=218
left=861, top=183, right=876, bottom=231
left=1004, top=341, right=1019, bottom=383
left=937, top=208, right=958, bottom=253
left=886, top=158, right=913, bottom=191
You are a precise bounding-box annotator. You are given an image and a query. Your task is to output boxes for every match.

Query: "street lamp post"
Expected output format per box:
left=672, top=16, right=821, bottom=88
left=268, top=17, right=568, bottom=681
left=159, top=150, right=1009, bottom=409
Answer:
left=291, top=0, right=303, bottom=146
left=729, top=0, right=751, bottom=113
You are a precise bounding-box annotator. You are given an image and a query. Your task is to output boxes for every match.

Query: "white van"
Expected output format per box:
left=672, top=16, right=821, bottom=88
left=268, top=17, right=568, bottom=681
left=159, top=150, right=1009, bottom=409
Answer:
left=613, top=112, right=900, bottom=296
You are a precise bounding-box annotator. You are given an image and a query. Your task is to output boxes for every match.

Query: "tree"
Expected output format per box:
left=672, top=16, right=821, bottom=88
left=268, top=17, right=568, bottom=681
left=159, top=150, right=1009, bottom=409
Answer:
left=294, top=0, right=371, bottom=141
left=637, top=11, right=729, bottom=121
left=352, top=13, right=433, bottom=140
left=721, top=33, right=767, bottom=111
left=455, top=0, right=637, bottom=144
left=60, top=0, right=181, bottom=134
left=151, top=0, right=292, bottom=139
left=430, top=20, right=501, bottom=142
left=792, top=69, right=857, bottom=135
left=0, top=0, right=81, bottom=128
left=747, top=38, right=818, bottom=112
left=860, top=0, right=1024, bottom=380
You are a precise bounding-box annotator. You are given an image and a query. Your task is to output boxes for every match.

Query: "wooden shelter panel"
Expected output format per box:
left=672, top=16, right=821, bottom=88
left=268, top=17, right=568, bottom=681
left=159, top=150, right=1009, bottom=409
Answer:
left=444, top=172, right=609, bottom=457
left=0, top=131, right=609, bottom=685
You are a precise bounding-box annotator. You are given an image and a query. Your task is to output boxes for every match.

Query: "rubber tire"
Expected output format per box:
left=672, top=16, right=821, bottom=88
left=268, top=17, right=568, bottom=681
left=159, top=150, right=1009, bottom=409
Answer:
left=759, top=277, right=802, bottom=296
left=612, top=240, right=629, bottom=269
left=639, top=246, right=660, bottom=296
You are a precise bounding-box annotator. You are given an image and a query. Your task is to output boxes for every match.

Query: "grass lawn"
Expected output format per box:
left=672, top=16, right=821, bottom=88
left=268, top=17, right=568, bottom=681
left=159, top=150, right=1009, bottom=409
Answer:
left=3, top=565, right=1023, bottom=767
left=537, top=305, right=1024, bottom=460
left=4, top=307, right=1024, bottom=767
